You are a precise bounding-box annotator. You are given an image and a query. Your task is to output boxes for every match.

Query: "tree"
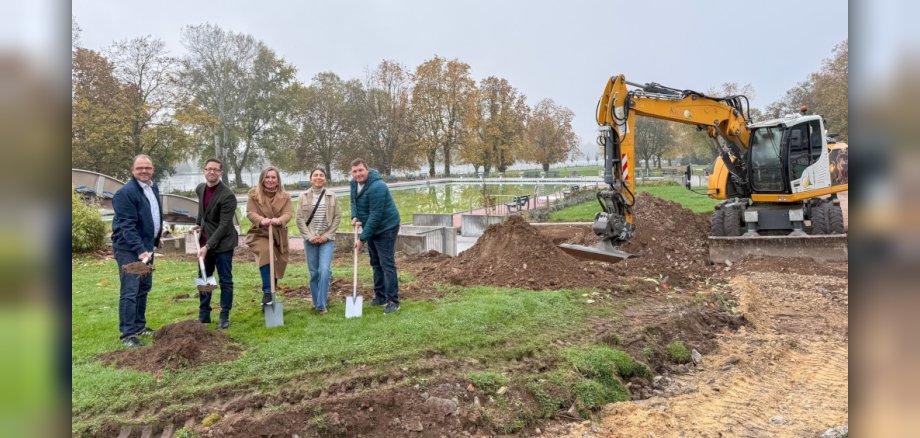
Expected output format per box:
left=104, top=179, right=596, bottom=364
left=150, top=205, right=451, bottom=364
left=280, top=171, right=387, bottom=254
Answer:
left=230, top=46, right=299, bottom=187
left=634, top=117, right=673, bottom=173
left=180, top=24, right=259, bottom=186
left=283, top=72, right=355, bottom=177
left=180, top=24, right=298, bottom=187
left=72, top=48, right=136, bottom=180
left=411, top=56, right=477, bottom=177
left=107, top=36, right=193, bottom=182
left=350, top=60, right=417, bottom=176
left=524, top=98, right=580, bottom=172
left=471, top=76, right=528, bottom=175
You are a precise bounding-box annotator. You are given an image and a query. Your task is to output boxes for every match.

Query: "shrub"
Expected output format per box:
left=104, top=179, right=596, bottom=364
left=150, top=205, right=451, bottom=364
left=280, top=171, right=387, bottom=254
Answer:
left=72, top=188, right=106, bottom=253
left=667, top=340, right=691, bottom=363
left=468, top=371, right=509, bottom=393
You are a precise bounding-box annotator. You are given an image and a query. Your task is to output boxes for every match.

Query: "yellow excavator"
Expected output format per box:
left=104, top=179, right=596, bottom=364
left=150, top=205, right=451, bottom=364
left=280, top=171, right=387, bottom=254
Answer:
left=560, top=74, right=849, bottom=263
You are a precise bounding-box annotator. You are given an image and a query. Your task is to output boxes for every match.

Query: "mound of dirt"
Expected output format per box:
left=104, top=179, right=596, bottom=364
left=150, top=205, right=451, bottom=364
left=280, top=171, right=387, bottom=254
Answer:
left=99, top=320, right=242, bottom=373
left=613, top=192, right=713, bottom=284
left=417, top=215, right=623, bottom=290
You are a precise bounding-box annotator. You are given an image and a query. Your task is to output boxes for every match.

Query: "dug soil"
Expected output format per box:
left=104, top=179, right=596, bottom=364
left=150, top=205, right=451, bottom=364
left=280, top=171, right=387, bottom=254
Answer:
left=99, top=320, right=242, bottom=373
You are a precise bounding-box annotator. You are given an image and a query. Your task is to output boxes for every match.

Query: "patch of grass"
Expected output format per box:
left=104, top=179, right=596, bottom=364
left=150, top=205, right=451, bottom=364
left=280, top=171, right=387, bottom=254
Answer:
left=71, top=255, right=594, bottom=431
left=549, top=184, right=718, bottom=221
left=667, top=340, right=691, bottom=363
left=468, top=371, right=509, bottom=393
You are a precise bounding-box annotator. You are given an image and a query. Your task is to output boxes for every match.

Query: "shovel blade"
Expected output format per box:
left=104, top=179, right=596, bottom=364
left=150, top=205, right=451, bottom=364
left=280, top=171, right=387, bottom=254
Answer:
left=345, top=295, right=363, bottom=319
left=206, top=276, right=218, bottom=286
left=195, top=278, right=207, bottom=286
left=263, top=301, right=284, bottom=327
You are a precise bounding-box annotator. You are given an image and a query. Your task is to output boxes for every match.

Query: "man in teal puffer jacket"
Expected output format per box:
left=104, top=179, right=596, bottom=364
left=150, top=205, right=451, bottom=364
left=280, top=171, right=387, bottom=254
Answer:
left=350, top=158, right=402, bottom=314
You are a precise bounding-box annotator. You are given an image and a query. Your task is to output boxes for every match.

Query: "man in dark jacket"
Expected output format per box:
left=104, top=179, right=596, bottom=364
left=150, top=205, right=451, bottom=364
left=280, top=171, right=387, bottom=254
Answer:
left=349, top=158, right=402, bottom=314
left=111, top=155, right=162, bottom=347
left=193, top=158, right=239, bottom=329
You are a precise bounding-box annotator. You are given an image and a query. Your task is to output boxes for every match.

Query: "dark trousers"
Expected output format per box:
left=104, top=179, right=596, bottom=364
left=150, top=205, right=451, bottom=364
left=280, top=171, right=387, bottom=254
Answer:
left=198, top=249, right=234, bottom=321
left=366, top=226, right=400, bottom=304
left=115, top=249, right=152, bottom=339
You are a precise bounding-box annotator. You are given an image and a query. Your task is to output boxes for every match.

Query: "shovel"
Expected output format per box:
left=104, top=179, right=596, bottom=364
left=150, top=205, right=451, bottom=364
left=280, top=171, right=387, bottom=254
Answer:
left=345, top=226, right=363, bottom=319
left=263, top=223, right=284, bottom=327
left=193, top=231, right=218, bottom=293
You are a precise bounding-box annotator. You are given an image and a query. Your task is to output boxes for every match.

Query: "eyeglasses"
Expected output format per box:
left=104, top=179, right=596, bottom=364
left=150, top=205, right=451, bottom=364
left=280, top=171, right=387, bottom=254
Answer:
left=204, top=168, right=222, bottom=173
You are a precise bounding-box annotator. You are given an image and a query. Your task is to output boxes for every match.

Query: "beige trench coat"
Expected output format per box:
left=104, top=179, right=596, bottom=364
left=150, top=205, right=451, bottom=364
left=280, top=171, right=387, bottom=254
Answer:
left=295, top=188, right=341, bottom=241
left=245, top=189, right=292, bottom=278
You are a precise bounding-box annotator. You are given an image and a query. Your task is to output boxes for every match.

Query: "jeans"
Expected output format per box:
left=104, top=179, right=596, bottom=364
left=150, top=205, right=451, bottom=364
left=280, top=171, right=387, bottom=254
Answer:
left=115, top=249, right=153, bottom=339
left=198, top=249, right=234, bottom=321
left=305, top=238, right=335, bottom=311
left=366, top=226, right=399, bottom=304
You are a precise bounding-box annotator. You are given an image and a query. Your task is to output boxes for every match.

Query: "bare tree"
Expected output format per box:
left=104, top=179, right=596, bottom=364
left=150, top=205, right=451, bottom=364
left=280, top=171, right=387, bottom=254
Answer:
left=350, top=60, right=417, bottom=176
left=180, top=24, right=259, bottom=185
left=107, top=36, right=192, bottom=181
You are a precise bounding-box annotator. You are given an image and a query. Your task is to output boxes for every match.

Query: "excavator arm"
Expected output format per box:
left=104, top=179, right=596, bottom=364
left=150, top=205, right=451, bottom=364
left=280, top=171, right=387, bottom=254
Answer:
left=561, top=74, right=754, bottom=263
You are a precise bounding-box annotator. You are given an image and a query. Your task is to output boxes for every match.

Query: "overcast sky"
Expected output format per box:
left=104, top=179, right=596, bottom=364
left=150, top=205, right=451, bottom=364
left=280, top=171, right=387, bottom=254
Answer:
left=72, top=0, right=848, bottom=148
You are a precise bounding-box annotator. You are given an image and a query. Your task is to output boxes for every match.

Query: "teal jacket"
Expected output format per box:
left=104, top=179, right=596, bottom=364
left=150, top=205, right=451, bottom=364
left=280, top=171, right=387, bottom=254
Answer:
left=350, top=169, right=400, bottom=241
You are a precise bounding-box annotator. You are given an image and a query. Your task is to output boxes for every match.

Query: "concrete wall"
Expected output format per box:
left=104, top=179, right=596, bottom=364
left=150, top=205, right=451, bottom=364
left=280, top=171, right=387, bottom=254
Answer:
left=460, top=214, right=506, bottom=237
left=412, top=213, right=453, bottom=228
left=335, top=231, right=428, bottom=255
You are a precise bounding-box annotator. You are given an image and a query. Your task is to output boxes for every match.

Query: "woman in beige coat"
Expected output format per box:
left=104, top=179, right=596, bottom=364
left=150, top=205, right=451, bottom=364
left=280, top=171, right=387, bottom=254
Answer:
left=245, top=166, right=291, bottom=306
left=295, top=168, right=341, bottom=314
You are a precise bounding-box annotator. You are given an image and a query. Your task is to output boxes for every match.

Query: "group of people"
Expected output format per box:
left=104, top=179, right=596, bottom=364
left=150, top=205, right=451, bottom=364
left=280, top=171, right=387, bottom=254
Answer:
left=111, top=155, right=402, bottom=348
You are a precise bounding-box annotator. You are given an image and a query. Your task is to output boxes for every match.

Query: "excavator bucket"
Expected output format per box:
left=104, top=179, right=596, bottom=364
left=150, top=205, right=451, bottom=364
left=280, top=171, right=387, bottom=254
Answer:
left=708, top=234, right=848, bottom=264
left=559, top=241, right=633, bottom=264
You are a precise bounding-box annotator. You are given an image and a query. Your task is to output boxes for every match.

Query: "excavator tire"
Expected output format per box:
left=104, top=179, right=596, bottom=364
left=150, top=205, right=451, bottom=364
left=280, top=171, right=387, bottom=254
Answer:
left=828, top=203, right=845, bottom=234
left=723, top=206, right=743, bottom=236
left=710, top=209, right=726, bottom=236
left=811, top=201, right=830, bottom=235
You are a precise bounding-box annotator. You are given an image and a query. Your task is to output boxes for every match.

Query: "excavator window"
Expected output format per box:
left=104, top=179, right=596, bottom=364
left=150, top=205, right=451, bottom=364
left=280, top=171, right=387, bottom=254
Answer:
left=749, top=126, right=785, bottom=192
left=789, top=120, right=824, bottom=181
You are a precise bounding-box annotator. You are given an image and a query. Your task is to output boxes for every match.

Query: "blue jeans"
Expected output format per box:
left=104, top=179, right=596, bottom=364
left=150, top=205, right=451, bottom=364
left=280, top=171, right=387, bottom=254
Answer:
left=115, top=249, right=153, bottom=339
left=366, top=226, right=400, bottom=304
left=198, top=249, right=234, bottom=321
left=304, top=238, right=335, bottom=311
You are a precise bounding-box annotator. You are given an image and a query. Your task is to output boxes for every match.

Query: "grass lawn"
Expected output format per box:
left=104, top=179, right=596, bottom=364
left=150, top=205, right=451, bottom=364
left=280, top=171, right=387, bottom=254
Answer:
left=549, top=184, right=718, bottom=222
left=71, top=255, right=619, bottom=434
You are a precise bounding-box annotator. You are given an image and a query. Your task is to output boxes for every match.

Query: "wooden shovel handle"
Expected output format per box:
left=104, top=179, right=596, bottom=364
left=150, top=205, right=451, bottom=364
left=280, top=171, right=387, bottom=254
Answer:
left=269, top=224, right=275, bottom=294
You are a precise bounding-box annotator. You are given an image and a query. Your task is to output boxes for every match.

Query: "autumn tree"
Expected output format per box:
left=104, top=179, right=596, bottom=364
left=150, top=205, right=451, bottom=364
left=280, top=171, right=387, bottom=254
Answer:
left=283, top=72, right=356, bottom=177
left=72, top=48, right=136, bottom=181
left=410, top=56, right=477, bottom=177
left=350, top=60, right=417, bottom=176
left=634, top=117, right=674, bottom=173
left=471, top=76, right=528, bottom=175
left=524, top=98, right=580, bottom=172
left=107, top=36, right=193, bottom=181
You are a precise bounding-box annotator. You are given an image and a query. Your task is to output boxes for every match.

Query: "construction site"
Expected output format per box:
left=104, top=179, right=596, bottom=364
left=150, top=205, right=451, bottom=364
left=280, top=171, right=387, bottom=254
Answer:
left=74, top=188, right=848, bottom=437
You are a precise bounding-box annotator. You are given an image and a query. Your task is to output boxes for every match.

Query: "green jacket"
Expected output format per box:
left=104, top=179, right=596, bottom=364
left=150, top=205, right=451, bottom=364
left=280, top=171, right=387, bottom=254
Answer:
left=350, top=169, right=400, bottom=241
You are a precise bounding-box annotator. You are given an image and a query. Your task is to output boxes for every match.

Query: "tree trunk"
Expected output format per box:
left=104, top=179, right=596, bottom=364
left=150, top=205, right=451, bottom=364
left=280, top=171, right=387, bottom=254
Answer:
left=219, top=128, right=230, bottom=185
left=427, top=150, right=436, bottom=177
left=233, top=163, right=244, bottom=188
left=542, top=162, right=550, bottom=172
left=442, top=144, right=452, bottom=177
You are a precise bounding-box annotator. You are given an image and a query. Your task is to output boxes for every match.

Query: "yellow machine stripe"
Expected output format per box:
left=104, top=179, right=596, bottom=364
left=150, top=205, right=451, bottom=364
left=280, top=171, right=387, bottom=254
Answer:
left=752, top=184, right=849, bottom=203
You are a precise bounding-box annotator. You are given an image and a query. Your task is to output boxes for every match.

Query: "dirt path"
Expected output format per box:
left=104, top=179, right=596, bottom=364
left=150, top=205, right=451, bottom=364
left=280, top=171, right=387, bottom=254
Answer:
left=544, top=267, right=849, bottom=437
